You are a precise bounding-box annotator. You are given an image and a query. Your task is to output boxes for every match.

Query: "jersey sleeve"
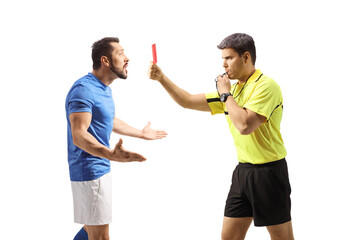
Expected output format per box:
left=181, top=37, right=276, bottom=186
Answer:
left=243, top=79, right=282, bottom=121
left=66, top=84, right=94, bottom=116
left=205, top=91, right=225, bottom=115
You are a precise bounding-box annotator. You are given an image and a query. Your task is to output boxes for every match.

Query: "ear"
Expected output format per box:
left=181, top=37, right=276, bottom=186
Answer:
left=243, top=52, right=251, bottom=63
left=101, top=56, right=111, bottom=67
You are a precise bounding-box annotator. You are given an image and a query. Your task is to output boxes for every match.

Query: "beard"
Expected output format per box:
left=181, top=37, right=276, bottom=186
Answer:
left=110, top=60, right=128, bottom=79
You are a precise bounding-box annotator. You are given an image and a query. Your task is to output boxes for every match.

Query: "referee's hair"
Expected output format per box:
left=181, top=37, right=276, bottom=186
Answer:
left=92, top=37, right=119, bottom=70
left=217, top=33, right=256, bottom=65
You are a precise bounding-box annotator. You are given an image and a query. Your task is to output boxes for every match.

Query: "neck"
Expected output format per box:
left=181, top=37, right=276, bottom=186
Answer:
left=91, top=69, right=115, bottom=86
left=238, top=67, right=256, bottom=84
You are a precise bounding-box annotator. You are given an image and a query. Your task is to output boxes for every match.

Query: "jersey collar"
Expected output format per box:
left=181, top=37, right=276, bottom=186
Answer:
left=89, top=72, right=108, bottom=90
left=246, top=69, right=263, bottom=84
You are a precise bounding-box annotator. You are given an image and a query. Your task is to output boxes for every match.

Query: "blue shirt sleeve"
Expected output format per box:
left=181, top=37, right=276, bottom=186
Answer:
left=66, top=84, right=94, bottom=115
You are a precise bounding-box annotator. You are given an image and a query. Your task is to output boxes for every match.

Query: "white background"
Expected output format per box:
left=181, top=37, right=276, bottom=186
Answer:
left=1, top=0, right=359, bottom=239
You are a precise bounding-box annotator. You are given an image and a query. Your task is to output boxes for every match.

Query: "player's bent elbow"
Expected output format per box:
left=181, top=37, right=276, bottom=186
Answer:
left=71, top=130, right=84, bottom=148
left=72, top=136, right=81, bottom=148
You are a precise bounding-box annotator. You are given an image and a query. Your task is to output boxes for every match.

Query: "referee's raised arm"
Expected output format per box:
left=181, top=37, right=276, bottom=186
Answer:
left=147, top=62, right=211, bottom=112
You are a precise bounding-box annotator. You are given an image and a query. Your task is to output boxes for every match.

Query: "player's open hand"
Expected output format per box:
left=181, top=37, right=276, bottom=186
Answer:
left=141, top=121, right=167, bottom=140
left=148, top=62, right=165, bottom=82
left=109, top=138, right=146, bottom=162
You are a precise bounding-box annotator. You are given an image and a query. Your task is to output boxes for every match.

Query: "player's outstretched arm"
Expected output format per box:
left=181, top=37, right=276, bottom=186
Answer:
left=70, top=112, right=146, bottom=162
left=110, top=138, right=147, bottom=162
left=113, top=117, right=167, bottom=140
left=148, top=62, right=211, bottom=112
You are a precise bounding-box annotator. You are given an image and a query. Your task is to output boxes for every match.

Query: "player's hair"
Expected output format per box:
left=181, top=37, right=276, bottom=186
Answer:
left=92, top=37, right=119, bottom=70
left=217, top=33, right=256, bottom=65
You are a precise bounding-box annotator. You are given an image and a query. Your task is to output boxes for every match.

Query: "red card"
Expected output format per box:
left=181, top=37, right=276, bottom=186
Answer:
left=152, top=44, right=157, bottom=64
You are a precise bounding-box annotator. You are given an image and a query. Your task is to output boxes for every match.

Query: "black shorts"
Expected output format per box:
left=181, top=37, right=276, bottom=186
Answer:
left=224, top=159, right=291, bottom=226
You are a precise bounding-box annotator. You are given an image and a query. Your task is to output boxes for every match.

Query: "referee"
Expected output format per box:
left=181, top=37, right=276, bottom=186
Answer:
left=148, top=33, right=294, bottom=240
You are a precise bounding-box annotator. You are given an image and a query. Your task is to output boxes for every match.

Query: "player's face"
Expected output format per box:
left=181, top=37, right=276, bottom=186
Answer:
left=109, top=42, right=129, bottom=79
left=221, top=48, right=245, bottom=80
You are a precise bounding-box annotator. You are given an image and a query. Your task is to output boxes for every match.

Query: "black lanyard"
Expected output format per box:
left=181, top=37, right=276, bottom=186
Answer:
left=232, top=73, right=263, bottom=99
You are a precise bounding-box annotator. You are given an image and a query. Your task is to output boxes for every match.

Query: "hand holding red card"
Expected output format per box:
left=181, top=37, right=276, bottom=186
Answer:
left=152, top=44, right=157, bottom=64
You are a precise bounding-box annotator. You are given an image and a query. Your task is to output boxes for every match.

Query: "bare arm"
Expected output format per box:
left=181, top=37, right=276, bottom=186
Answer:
left=225, top=96, right=266, bottom=135
left=70, top=112, right=146, bottom=162
left=113, top=117, right=167, bottom=140
left=148, top=63, right=211, bottom=112
left=216, top=75, right=266, bottom=135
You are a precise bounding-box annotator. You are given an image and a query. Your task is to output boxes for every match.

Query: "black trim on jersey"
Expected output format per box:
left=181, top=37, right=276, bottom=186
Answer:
left=207, top=98, right=220, bottom=103
left=233, top=74, right=263, bottom=100
left=254, top=73, right=263, bottom=83
left=209, top=73, right=265, bottom=117
left=268, top=102, right=283, bottom=120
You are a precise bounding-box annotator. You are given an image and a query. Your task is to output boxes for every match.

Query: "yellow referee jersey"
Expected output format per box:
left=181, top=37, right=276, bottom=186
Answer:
left=206, top=69, right=287, bottom=164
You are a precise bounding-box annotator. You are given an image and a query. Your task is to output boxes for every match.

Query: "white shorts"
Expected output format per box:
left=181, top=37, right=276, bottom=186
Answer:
left=71, top=172, right=112, bottom=225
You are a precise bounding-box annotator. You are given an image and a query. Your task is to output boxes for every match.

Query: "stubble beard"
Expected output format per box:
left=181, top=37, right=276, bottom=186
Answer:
left=110, top=60, right=127, bottom=80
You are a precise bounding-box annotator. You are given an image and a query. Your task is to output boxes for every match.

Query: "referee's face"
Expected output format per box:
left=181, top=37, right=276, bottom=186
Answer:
left=222, top=48, right=246, bottom=80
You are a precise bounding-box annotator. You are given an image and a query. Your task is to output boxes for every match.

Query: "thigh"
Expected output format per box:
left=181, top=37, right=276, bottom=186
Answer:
left=71, top=173, right=112, bottom=225
left=221, top=217, right=253, bottom=240
left=266, top=221, right=294, bottom=240
left=224, top=165, right=253, bottom=218
left=249, top=160, right=291, bottom=226
left=85, top=224, right=110, bottom=240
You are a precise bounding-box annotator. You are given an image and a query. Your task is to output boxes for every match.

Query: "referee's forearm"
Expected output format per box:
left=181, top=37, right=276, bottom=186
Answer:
left=225, top=96, right=249, bottom=134
left=159, top=75, right=192, bottom=108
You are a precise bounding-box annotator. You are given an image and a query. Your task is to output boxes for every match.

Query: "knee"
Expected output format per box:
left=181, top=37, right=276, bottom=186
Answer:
left=98, top=232, right=110, bottom=240
left=92, top=232, right=109, bottom=240
left=84, top=225, right=110, bottom=240
left=221, top=230, right=245, bottom=240
left=101, top=234, right=110, bottom=240
left=269, top=234, right=294, bottom=240
left=270, top=237, right=293, bottom=240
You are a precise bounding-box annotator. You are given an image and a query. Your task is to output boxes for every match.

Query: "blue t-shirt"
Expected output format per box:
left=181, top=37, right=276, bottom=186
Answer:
left=65, top=73, right=115, bottom=181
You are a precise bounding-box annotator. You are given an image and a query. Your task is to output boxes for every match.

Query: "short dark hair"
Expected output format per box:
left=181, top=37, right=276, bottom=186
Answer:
left=217, top=33, right=256, bottom=65
left=91, top=37, right=119, bottom=70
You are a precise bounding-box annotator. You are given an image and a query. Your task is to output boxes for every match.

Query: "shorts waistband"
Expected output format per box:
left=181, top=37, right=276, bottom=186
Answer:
left=238, top=158, right=285, bottom=168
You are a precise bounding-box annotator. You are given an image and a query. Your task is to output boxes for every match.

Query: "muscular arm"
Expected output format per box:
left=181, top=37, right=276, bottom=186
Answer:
left=113, top=117, right=144, bottom=138
left=225, top=96, right=266, bottom=135
left=70, top=112, right=112, bottom=159
left=148, top=63, right=211, bottom=112
left=70, top=112, right=146, bottom=162
left=113, top=117, right=167, bottom=140
left=216, top=74, right=266, bottom=135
